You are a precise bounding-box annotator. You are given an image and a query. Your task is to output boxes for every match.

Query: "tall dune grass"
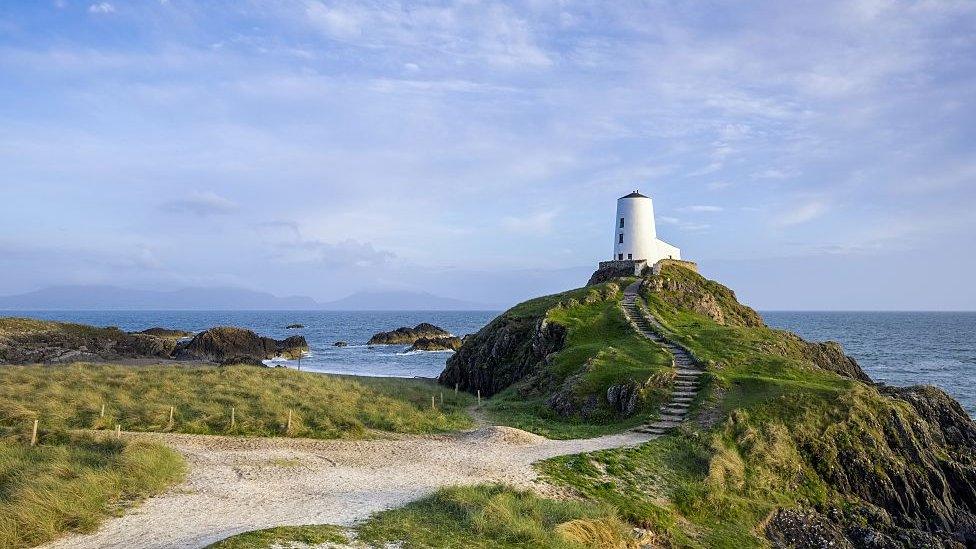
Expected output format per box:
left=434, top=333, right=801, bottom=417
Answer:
left=0, top=363, right=473, bottom=440
left=0, top=434, right=184, bottom=549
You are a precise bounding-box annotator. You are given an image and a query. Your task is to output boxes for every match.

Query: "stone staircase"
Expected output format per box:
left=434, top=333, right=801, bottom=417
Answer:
left=620, top=280, right=704, bottom=436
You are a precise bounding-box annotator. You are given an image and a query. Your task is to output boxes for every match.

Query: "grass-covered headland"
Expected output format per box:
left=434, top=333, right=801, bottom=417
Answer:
left=442, top=280, right=675, bottom=439
left=436, top=265, right=976, bottom=547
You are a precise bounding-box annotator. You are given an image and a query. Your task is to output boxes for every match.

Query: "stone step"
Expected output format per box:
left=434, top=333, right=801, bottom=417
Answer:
left=672, top=395, right=695, bottom=402
left=662, top=406, right=689, bottom=415
left=673, top=391, right=696, bottom=398
left=664, top=401, right=690, bottom=408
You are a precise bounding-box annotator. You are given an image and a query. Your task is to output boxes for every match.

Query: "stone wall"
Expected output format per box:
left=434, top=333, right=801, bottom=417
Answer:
left=587, top=259, right=648, bottom=286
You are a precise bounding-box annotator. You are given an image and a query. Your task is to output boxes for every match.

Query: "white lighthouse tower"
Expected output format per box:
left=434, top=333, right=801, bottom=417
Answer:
left=612, top=190, right=680, bottom=263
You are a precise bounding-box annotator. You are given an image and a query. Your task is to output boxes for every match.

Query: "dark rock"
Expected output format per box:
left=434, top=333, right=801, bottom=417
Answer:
left=765, top=508, right=853, bottom=549
left=138, top=327, right=192, bottom=338
left=285, top=324, right=305, bottom=329
left=334, top=341, right=348, bottom=347
left=174, top=327, right=307, bottom=363
left=368, top=323, right=451, bottom=345
left=587, top=261, right=647, bottom=286
left=440, top=314, right=566, bottom=397
left=219, top=355, right=266, bottom=367
left=0, top=318, right=177, bottom=364
left=409, top=336, right=462, bottom=352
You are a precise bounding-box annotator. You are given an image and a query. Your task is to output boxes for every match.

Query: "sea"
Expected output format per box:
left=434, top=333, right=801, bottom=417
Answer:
left=7, top=310, right=975, bottom=418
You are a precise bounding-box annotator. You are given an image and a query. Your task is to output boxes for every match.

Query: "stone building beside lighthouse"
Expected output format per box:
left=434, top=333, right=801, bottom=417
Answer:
left=588, top=190, right=696, bottom=285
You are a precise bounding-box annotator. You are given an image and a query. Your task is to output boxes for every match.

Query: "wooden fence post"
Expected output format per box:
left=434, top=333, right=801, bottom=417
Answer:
left=477, top=389, right=481, bottom=405
left=100, top=403, right=105, bottom=418
left=287, top=409, right=293, bottom=434
left=454, top=383, right=458, bottom=394
left=30, top=419, right=38, bottom=447
left=168, top=406, right=174, bottom=425
left=115, top=424, right=121, bottom=439
left=431, top=395, right=436, bottom=410
left=230, top=407, right=236, bottom=430
left=440, top=392, right=444, bottom=405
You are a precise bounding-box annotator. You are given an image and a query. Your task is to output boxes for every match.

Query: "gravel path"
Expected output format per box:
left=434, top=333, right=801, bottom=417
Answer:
left=42, top=426, right=654, bottom=549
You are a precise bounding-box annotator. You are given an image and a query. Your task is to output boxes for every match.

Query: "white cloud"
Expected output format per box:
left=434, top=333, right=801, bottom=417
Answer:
left=679, top=205, right=724, bottom=213
left=88, top=2, right=115, bottom=14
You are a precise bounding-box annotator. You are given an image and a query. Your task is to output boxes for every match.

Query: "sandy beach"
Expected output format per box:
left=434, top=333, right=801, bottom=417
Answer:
left=41, top=426, right=654, bottom=549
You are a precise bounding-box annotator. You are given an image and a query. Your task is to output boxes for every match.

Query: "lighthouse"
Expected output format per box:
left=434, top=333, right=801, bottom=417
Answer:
left=612, top=191, right=680, bottom=263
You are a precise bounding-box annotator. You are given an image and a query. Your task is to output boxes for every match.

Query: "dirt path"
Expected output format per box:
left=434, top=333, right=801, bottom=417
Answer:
left=42, top=426, right=654, bottom=549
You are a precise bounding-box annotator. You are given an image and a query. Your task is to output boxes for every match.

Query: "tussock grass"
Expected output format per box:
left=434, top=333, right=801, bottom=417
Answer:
left=0, top=434, right=184, bottom=549
left=206, top=524, right=349, bottom=548
left=0, top=364, right=473, bottom=440
left=358, top=485, right=633, bottom=548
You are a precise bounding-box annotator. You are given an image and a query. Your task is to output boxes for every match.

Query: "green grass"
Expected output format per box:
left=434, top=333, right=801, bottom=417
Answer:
left=212, top=485, right=639, bottom=548
left=206, top=524, right=350, bottom=548
left=0, top=433, right=185, bottom=549
left=362, top=484, right=640, bottom=548
left=0, top=364, right=473, bottom=440
left=485, top=283, right=674, bottom=439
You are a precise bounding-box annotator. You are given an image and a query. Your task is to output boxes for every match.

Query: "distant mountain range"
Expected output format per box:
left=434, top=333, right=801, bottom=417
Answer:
left=0, top=285, right=494, bottom=311
left=319, top=290, right=491, bottom=311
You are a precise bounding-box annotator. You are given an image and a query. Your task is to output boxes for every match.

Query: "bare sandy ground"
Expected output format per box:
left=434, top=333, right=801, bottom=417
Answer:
left=41, top=426, right=655, bottom=549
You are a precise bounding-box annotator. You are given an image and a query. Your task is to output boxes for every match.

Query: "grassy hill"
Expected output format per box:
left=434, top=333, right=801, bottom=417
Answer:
left=441, top=281, right=675, bottom=438
left=435, top=265, right=976, bottom=547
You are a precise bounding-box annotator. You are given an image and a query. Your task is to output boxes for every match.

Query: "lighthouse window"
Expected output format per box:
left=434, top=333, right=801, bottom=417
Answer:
left=619, top=217, right=625, bottom=228
left=618, top=233, right=624, bottom=244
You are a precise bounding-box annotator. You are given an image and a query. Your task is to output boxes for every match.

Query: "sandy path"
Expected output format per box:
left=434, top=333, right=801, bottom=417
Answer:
left=42, top=426, right=654, bottom=549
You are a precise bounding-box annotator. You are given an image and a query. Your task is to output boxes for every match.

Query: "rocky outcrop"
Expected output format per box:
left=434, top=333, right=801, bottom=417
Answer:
left=0, top=317, right=309, bottom=366
left=409, top=336, right=462, bottom=352
left=174, top=327, right=307, bottom=364
left=368, top=323, right=451, bottom=345
left=644, top=267, right=764, bottom=328
left=587, top=261, right=647, bottom=286
left=759, top=384, right=976, bottom=548
left=0, top=318, right=179, bottom=364
left=285, top=324, right=305, bottom=329
left=440, top=316, right=566, bottom=397
left=334, top=341, right=348, bottom=347
left=138, top=327, right=192, bottom=338
left=801, top=339, right=873, bottom=383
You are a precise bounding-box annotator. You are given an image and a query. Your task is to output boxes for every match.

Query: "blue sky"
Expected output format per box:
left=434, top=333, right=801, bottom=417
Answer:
left=1, top=0, right=975, bottom=309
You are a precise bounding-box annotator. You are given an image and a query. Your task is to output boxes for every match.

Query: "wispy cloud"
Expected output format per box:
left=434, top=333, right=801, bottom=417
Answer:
left=160, top=191, right=238, bottom=216
left=679, top=205, right=723, bottom=213
left=88, top=2, right=115, bottom=14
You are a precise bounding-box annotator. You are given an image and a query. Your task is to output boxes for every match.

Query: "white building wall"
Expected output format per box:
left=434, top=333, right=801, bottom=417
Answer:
left=612, top=192, right=680, bottom=263
left=613, top=195, right=657, bottom=261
